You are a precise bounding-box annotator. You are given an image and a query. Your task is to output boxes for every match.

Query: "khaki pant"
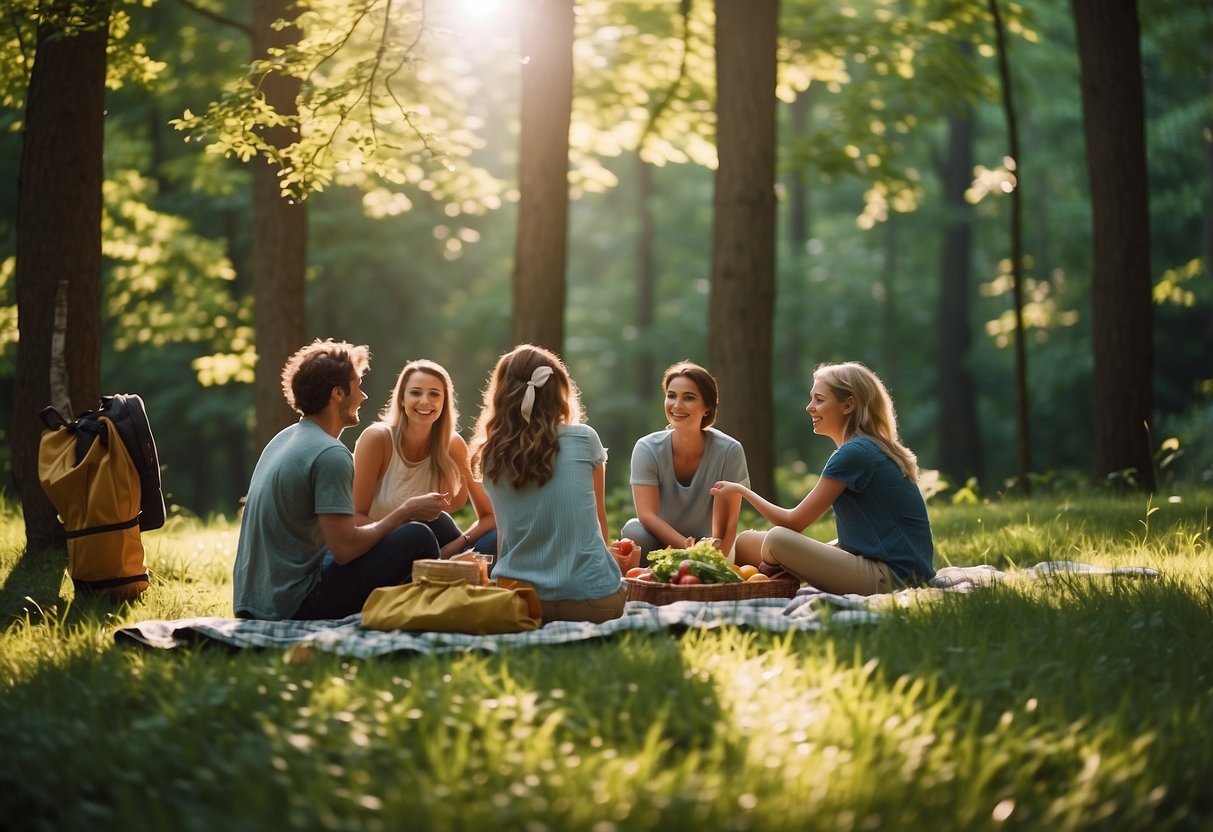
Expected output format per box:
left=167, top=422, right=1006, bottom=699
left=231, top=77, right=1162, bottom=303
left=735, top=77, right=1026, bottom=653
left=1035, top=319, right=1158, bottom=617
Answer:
left=539, top=584, right=628, bottom=624
left=733, top=527, right=893, bottom=595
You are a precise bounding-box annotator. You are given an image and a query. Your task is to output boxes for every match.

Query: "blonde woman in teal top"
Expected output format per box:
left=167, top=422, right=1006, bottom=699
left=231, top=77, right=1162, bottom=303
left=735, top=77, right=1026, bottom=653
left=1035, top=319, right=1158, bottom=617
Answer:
left=470, top=345, right=634, bottom=624
left=712, top=362, right=934, bottom=595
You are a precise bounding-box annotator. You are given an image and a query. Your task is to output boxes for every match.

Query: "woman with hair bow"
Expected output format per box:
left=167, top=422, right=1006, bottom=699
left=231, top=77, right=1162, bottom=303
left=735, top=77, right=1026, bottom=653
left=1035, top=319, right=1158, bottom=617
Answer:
left=469, top=344, right=632, bottom=623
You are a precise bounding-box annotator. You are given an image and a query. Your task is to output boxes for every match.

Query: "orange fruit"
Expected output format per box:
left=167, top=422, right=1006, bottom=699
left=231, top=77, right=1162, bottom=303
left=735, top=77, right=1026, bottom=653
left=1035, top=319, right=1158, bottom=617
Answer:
left=746, top=572, right=771, bottom=582
left=737, top=564, right=759, bottom=580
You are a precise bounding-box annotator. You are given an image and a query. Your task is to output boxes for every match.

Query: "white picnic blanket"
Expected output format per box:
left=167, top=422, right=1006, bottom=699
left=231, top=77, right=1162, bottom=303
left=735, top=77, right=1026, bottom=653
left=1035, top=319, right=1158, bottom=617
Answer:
left=114, top=560, right=1159, bottom=658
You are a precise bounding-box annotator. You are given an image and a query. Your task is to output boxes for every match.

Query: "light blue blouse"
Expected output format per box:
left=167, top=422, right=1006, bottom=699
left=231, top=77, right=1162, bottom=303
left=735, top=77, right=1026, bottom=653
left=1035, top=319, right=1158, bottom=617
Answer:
left=483, top=424, right=623, bottom=601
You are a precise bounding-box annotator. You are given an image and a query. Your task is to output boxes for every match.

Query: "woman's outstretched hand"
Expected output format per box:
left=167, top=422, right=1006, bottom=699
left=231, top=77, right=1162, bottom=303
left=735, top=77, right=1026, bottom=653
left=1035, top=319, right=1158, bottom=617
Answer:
left=710, top=480, right=740, bottom=498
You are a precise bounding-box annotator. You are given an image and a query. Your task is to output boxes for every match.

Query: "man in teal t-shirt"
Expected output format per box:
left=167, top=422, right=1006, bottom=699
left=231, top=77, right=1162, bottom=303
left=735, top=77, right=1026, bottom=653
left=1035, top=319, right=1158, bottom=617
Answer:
left=232, top=339, right=443, bottom=620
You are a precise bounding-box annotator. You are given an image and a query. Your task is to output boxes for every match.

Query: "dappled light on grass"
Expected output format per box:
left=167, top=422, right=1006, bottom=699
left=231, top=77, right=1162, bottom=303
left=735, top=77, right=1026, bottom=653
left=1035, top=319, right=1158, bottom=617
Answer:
left=1, top=493, right=1211, bottom=828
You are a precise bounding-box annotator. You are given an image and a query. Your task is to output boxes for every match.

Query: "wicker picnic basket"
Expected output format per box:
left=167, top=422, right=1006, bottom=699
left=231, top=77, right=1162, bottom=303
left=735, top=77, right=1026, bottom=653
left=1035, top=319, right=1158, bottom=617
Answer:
left=625, top=577, right=799, bottom=605
left=412, top=558, right=480, bottom=585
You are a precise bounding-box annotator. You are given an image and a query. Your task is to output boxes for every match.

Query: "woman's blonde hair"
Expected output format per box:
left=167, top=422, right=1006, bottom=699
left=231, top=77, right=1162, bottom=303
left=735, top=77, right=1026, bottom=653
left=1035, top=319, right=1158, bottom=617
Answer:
left=380, top=359, right=461, bottom=493
left=470, top=344, right=584, bottom=489
left=814, top=361, right=919, bottom=482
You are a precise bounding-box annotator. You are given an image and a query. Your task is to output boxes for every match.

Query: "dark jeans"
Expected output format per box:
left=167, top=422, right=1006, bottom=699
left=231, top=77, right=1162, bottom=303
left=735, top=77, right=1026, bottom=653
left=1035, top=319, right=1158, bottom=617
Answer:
left=291, top=521, right=440, bottom=620
left=428, top=511, right=497, bottom=555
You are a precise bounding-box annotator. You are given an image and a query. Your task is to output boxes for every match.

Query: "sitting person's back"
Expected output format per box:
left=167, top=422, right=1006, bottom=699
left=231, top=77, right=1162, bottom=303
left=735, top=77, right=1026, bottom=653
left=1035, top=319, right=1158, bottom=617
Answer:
left=470, top=344, right=626, bottom=624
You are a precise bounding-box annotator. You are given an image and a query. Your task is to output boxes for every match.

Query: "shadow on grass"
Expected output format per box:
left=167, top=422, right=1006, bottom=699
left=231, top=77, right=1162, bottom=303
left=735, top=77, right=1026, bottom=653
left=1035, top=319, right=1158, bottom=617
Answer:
left=0, top=546, right=145, bottom=629
left=0, top=546, right=70, bottom=625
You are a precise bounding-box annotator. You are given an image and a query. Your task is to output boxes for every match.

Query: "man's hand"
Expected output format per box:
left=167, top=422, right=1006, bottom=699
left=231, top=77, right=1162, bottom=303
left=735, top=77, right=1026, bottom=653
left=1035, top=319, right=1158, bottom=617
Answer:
left=404, top=491, right=450, bottom=523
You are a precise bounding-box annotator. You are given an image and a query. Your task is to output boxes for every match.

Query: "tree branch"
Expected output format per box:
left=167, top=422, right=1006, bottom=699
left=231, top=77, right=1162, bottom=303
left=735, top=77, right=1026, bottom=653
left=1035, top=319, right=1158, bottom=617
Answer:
left=639, top=0, right=692, bottom=151
left=174, top=0, right=252, bottom=38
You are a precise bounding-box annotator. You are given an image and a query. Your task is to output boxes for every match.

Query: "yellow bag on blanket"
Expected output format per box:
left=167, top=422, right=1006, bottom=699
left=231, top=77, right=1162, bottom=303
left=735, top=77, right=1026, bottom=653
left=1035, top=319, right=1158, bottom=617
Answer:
left=362, top=577, right=543, bottom=634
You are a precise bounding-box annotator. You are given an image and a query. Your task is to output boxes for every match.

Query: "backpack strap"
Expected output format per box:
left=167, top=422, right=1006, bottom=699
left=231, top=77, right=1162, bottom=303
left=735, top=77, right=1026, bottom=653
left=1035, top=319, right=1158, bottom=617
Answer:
left=64, top=515, right=142, bottom=539
left=38, top=406, right=71, bottom=431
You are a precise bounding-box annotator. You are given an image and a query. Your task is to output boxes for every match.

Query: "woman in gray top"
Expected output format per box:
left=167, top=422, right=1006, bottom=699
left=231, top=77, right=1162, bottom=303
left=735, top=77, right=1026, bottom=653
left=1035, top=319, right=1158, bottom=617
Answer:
left=621, top=361, right=750, bottom=564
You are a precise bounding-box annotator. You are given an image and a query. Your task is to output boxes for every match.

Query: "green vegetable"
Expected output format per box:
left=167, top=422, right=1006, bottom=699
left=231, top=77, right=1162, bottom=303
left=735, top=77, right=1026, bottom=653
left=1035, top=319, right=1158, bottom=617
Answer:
left=647, top=541, right=735, bottom=583
left=688, top=560, right=742, bottom=584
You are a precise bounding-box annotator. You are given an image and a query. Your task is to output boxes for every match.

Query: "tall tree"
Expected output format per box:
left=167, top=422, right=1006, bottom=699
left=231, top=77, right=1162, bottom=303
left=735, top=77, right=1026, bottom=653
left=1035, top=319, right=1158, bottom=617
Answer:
left=935, top=108, right=983, bottom=484
left=251, top=0, right=306, bottom=450
left=11, top=2, right=110, bottom=552
left=1071, top=0, right=1155, bottom=490
left=512, top=0, right=574, bottom=351
left=988, top=0, right=1032, bottom=492
left=709, top=0, right=778, bottom=499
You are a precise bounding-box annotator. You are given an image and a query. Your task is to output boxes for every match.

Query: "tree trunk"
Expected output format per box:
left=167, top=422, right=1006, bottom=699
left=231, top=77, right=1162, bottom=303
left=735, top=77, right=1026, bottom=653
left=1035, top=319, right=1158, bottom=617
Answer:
left=989, top=0, right=1032, bottom=493
left=11, top=4, right=110, bottom=553
left=511, top=0, right=574, bottom=353
left=936, top=111, right=984, bottom=485
left=252, top=0, right=307, bottom=451
left=1204, top=60, right=1213, bottom=361
left=709, top=0, right=778, bottom=500
left=1071, top=0, right=1155, bottom=490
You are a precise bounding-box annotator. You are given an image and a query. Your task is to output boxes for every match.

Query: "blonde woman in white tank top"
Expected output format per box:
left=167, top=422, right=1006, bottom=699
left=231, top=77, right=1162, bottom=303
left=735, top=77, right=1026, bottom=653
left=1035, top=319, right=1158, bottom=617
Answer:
left=353, top=360, right=496, bottom=558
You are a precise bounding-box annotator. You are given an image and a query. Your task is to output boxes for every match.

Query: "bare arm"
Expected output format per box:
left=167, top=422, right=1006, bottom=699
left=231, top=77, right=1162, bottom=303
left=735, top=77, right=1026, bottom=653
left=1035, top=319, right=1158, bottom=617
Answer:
left=439, top=437, right=497, bottom=557
left=316, top=505, right=404, bottom=566
left=594, top=463, right=610, bottom=544
left=711, top=476, right=846, bottom=533
left=351, top=424, right=391, bottom=525
left=318, top=488, right=451, bottom=565
left=445, top=433, right=471, bottom=514
left=711, top=487, right=743, bottom=555
left=632, top=483, right=695, bottom=549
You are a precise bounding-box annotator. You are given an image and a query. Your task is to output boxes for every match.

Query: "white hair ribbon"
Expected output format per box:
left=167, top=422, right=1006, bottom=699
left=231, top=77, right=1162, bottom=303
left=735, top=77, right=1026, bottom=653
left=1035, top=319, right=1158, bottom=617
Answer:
left=520, top=365, right=554, bottom=423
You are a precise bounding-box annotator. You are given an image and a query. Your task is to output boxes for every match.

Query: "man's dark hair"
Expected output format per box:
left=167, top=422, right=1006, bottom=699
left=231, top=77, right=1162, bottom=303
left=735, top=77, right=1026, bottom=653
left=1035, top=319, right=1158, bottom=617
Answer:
left=280, top=339, right=371, bottom=416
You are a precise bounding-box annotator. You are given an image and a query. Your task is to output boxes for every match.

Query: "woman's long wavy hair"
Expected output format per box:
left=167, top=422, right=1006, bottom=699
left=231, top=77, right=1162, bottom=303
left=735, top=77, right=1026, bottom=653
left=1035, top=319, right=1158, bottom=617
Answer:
left=470, top=345, right=584, bottom=489
left=814, top=361, right=919, bottom=482
left=379, top=359, right=461, bottom=493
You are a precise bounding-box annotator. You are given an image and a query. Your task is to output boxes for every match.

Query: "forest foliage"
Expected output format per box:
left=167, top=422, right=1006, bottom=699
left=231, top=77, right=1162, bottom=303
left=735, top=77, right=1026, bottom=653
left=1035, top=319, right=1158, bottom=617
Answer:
left=0, top=0, right=1210, bottom=517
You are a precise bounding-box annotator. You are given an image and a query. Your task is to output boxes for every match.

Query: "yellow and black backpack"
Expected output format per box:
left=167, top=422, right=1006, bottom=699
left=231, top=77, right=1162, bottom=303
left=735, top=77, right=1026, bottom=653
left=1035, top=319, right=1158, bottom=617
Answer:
left=38, top=394, right=165, bottom=600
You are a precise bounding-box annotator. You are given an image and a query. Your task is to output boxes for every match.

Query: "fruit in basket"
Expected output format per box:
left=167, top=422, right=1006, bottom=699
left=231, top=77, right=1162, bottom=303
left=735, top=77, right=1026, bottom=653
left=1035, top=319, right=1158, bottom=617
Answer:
left=647, top=541, right=739, bottom=583
left=625, top=567, right=647, bottom=578
left=679, top=574, right=703, bottom=585
left=676, top=559, right=695, bottom=582
left=746, top=572, right=772, bottom=582
left=737, top=564, right=759, bottom=580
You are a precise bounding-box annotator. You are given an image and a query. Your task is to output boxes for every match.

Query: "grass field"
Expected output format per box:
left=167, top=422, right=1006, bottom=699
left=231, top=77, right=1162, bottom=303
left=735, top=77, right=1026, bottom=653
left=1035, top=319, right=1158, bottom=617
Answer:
left=1, top=490, right=1211, bottom=831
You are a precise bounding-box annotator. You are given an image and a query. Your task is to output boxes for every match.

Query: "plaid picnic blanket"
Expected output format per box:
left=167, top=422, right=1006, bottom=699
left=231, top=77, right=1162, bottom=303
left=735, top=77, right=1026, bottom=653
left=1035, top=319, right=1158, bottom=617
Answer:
left=114, top=560, right=1159, bottom=658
